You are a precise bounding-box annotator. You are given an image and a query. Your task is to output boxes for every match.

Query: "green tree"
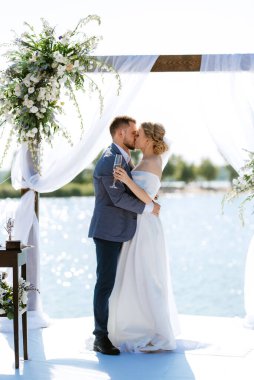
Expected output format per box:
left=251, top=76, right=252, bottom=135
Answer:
left=224, top=164, right=238, bottom=182
left=162, top=154, right=178, bottom=179
left=197, top=158, right=218, bottom=180
left=131, top=150, right=142, bottom=166
left=173, top=156, right=196, bottom=183
left=71, top=150, right=103, bottom=184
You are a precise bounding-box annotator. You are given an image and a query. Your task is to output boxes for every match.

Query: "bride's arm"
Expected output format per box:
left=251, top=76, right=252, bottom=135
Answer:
left=113, top=167, right=152, bottom=204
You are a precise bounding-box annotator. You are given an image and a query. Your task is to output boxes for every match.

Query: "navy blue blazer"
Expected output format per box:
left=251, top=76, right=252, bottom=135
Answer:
left=88, top=144, right=145, bottom=242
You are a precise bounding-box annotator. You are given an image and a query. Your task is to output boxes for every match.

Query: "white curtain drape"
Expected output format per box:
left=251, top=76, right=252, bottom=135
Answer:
left=11, top=55, right=158, bottom=327
left=201, top=55, right=254, bottom=328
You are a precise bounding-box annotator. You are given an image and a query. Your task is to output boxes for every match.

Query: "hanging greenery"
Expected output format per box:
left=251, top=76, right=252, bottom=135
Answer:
left=0, top=16, right=121, bottom=172
left=223, top=150, right=254, bottom=222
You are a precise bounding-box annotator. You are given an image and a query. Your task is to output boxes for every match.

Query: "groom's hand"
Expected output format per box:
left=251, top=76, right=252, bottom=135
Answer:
left=152, top=201, right=160, bottom=217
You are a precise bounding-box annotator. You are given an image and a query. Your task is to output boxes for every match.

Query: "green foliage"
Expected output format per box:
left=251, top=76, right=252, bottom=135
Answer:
left=224, top=164, right=238, bottom=182
left=0, top=277, right=38, bottom=320
left=131, top=150, right=142, bottom=166
left=0, top=153, right=235, bottom=198
left=0, top=17, right=121, bottom=172
left=197, top=158, right=218, bottom=181
left=41, top=182, right=94, bottom=197
left=72, top=169, right=93, bottom=184
left=162, top=154, right=196, bottom=183
left=0, top=183, right=19, bottom=198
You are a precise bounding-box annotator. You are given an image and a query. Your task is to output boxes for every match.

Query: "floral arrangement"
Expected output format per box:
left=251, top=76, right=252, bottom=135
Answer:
left=0, top=15, right=121, bottom=172
left=223, top=150, right=254, bottom=221
left=0, top=272, right=39, bottom=319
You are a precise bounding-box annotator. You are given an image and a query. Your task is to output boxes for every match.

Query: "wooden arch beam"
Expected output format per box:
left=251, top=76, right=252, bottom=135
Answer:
left=96, top=54, right=254, bottom=72
left=151, top=55, right=201, bottom=72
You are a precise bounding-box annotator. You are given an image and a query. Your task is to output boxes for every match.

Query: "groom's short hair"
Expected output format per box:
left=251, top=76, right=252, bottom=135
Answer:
left=109, top=116, right=136, bottom=137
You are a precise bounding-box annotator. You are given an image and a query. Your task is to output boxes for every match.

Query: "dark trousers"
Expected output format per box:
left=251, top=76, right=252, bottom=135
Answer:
left=93, top=237, right=123, bottom=338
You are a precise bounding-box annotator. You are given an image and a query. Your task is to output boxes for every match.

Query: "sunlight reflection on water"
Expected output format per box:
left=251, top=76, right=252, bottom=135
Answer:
left=0, top=193, right=253, bottom=318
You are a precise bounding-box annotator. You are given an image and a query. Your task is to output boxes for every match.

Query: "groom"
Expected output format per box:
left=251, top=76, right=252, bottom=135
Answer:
left=88, top=116, right=160, bottom=355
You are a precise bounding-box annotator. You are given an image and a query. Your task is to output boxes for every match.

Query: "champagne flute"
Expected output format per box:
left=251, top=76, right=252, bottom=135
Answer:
left=110, top=154, right=123, bottom=189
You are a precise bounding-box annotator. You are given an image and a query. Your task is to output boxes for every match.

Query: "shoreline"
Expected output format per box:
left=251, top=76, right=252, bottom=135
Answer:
left=0, top=181, right=231, bottom=198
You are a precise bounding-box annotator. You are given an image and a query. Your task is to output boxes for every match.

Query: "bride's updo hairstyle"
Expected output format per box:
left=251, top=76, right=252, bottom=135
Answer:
left=141, top=122, right=169, bottom=155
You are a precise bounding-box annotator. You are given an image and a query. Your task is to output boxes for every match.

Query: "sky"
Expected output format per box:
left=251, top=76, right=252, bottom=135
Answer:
left=1, top=0, right=254, bottom=169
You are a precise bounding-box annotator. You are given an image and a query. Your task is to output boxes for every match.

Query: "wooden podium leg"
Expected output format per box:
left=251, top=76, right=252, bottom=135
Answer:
left=22, top=312, right=28, bottom=360
left=21, top=263, right=28, bottom=360
left=13, top=264, right=19, bottom=369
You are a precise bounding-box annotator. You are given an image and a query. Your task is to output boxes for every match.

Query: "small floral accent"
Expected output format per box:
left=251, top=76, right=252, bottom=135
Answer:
left=0, top=273, right=39, bottom=320
left=223, top=150, right=254, bottom=222
left=0, top=16, right=121, bottom=172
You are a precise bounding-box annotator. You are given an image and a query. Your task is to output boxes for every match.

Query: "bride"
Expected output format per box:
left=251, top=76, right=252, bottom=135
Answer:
left=108, top=122, right=180, bottom=352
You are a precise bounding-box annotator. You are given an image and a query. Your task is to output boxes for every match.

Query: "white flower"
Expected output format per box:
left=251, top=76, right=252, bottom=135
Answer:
left=57, top=65, right=66, bottom=76
left=39, top=87, right=46, bottom=94
left=26, top=131, right=34, bottom=138
left=36, top=112, right=43, bottom=119
left=46, top=93, right=52, bottom=101
left=22, top=292, right=28, bottom=304
left=23, top=78, right=31, bottom=87
left=74, top=60, right=79, bottom=68
left=37, top=90, right=46, bottom=101
left=32, top=128, right=38, bottom=134
left=14, top=84, right=21, bottom=96
left=59, top=76, right=67, bottom=85
left=59, top=35, right=69, bottom=45
left=52, top=62, right=58, bottom=69
left=30, top=106, right=39, bottom=113
left=53, top=52, right=67, bottom=64
left=4, top=113, right=12, bottom=121
left=30, top=75, right=40, bottom=83
left=24, top=99, right=34, bottom=108
left=19, top=277, right=26, bottom=285
left=40, top=108, right=46, bottom=113
left=51, top=79, right=60, bottom=88
left=0, top=309, right=5, bottom=315
left=28, top=87, right=35, bottom=94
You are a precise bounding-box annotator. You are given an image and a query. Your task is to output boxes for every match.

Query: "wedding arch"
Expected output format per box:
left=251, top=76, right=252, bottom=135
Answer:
left=5, top=52, right=254, bottom=328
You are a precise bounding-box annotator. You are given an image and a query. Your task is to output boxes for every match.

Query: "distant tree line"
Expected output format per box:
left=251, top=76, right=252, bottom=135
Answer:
left=0, top=152, right=238, bottom=198
left=72, top=153, right=238, bottom=184
left=161, top=155, right=238, bottom=183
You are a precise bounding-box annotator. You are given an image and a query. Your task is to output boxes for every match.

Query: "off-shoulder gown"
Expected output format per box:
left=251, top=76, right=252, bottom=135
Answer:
left=108, top=170, right=180, bottom=352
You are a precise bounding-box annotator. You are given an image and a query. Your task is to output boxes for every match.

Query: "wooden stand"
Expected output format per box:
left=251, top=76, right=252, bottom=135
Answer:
left=0, top=247, right=28, bottom=369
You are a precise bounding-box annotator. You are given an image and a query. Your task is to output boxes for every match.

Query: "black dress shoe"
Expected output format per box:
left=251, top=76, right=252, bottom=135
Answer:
left=94, top=336, right=120, bottom=355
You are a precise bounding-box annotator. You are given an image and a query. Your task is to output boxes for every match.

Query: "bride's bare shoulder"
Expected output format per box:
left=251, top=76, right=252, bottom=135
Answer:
left=135, top=156, right=162, bottom=178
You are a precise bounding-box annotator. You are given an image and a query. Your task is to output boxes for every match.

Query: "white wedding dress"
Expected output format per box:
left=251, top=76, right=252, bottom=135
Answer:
left=108, top=170, right=180, bottom=352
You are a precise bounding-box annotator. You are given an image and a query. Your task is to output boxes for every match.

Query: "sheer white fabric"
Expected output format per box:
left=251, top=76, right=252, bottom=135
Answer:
left=201, top=55, right=254, bottom=328
left=201, top=54, right=254, bottom=72
left=10, top=56, right=158, bottom=326
left=108, top=171, right=180, bottom=352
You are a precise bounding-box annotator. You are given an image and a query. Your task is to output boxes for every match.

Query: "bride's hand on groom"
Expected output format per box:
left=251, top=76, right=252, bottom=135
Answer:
left=113, top=167, right=130, bottom=185
left=152, top=201, right=160, bottom=217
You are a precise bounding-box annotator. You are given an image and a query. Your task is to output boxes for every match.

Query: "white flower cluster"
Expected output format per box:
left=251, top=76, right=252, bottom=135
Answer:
left=0, top=16, right=121, bottom=173
left=0, top=276, right=35, bottom=318
left=0, top=285, right=6, bottom=315
left=224, top=151, right=254, bottom=221
left=18, top=277, right=30, bottom=307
